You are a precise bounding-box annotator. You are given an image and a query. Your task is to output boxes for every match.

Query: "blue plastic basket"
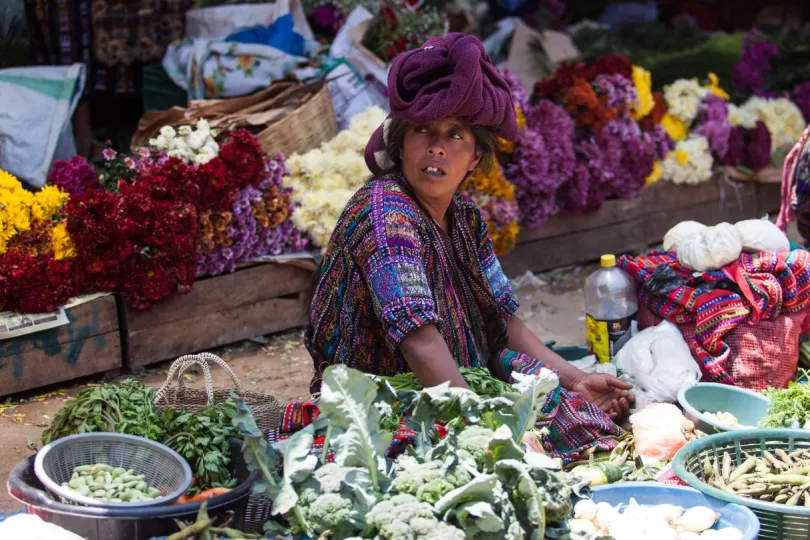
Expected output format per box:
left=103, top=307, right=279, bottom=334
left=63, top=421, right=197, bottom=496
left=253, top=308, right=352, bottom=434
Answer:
left=673, top=429, right=810, bottom=540
left=678, top=383, right=770, bottom=433
left=589, top=482, right=760, bottom=540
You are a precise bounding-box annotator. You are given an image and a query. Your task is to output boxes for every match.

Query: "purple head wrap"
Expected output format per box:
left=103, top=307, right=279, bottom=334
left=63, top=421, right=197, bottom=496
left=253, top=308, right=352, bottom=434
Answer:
left=364, top=33, right=518, bottom=176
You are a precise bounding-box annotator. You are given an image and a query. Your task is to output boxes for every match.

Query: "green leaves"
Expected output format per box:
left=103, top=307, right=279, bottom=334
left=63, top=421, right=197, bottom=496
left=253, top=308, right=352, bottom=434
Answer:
left=318, top=365, right=391, bottom=492
left=271, top=426, right=318, bottom=516
left=499, top=371, right=559, bottom=444
left=232, top=398, right=280, bottom=499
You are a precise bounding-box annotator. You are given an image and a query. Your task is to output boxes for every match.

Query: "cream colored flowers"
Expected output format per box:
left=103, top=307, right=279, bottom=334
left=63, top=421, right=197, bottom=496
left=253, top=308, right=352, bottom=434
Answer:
left=663, top=79, right=709, bottom=125
left=661, top=135, right=713, bottom=185
left=726, top=103, right=757, bottom=129
left=150, top=119, right=219, bottom=164
left=285, top=106, right=387, bottom=250
left=742, top=97, right=807, bottom=152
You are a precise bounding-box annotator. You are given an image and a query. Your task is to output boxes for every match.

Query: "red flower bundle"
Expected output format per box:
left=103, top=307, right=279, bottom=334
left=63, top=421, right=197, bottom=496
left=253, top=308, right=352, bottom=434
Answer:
left=217, top=129, right=267, bottom=190
left=0, top=250, right=74, bottom=313
left=561, top=78, right=617, bottom=131
left=65, top=158, right=201, bottom=311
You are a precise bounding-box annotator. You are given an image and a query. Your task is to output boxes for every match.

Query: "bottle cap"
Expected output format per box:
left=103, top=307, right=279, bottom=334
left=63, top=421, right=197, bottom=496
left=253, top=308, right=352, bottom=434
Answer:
left=600, top=254, right=616, bottom=267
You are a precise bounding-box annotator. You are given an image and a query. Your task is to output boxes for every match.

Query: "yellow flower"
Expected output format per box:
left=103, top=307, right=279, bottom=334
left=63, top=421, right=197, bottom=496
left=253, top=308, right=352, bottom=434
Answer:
left=661, top=114, right=688, bottom=142
left=465, top=163, right=515, bottom=201
left=52, top=222, right=76, bottom=260
left=31, top=185, right=68, bottom=221
left=631, top=66, right=654, bottom=120
left=497, top=138, right=516, bottom=154
left=645, top=161, right=662, bottom=184
left=675, top=149, right=690, bottom=165
left=516, top=107, right=526, bottom=132
left=704, top=72, right=729, bottom=100
left=491, top=221, right=519, bottom=256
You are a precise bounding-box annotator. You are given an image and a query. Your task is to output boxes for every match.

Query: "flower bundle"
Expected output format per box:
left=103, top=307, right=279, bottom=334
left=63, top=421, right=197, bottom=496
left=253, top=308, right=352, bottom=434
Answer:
left=285, top=106, right=386, bottom=249
left=150, top=120, right=219, bottom=165
left=507, top=55, right=664, bottom=227
left=660, top=135, right=714, bottom=185
left=360, top=0, right=445, bottom=63
left=460, top=163, right=520, bottom=256
left=0, top=169, right=69, bottom=256
left=0, top=169, right=75, bottom=313
left=741, top=96, right=806, bottom=153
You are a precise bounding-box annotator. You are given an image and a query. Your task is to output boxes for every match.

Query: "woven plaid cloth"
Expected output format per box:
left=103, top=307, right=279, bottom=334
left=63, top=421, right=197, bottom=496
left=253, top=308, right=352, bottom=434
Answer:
left=619, top=249, right=810, bottom=384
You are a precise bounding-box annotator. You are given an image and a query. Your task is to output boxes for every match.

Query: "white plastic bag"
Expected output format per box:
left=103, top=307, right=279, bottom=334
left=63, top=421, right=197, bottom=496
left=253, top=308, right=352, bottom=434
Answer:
left=614, top=320, right=700, bottom=405
left=0, top=514, right=83, bottom=540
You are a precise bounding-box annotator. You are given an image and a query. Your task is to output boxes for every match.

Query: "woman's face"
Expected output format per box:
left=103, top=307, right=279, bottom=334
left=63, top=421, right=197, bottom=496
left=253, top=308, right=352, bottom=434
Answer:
left=400, top=117, right=481, bottom=204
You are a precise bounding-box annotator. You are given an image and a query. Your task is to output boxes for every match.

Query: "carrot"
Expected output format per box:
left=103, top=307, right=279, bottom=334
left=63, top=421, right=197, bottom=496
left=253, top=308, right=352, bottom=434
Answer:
left=186, top=487, right=232, bottom=503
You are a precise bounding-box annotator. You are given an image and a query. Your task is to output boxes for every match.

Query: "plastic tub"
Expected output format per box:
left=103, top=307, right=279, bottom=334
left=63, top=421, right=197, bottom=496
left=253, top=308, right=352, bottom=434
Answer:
left=589, top=482, right=760, bottom=540
left=7, top=439, right=257, bottom=540
left=678, top=383, right=769, bottom=433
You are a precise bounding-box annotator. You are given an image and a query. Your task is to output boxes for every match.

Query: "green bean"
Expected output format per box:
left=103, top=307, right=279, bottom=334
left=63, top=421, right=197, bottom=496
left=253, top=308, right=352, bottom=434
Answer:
left=62, top=463, right=161, bottom=503
left=730, top=457, right=758, bottom=482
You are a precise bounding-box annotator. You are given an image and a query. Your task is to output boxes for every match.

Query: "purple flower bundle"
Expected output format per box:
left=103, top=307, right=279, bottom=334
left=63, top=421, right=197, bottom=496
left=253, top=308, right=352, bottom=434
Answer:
left=731, top=31, right=779, bottom=96
left=724, top=121, right=771, bottom=172
left=693, top=95, right=731, bottom=159
left=505, top=99, right=576, bottom=229
left=48, top=156, right=102, bottom=195
left=594, top=74, right=639, bottom=116
left=502, top=68, right=529, bottom=114
left=196, top=155, right=306, bottom=277
left=642, top=125, right=675, bottom=161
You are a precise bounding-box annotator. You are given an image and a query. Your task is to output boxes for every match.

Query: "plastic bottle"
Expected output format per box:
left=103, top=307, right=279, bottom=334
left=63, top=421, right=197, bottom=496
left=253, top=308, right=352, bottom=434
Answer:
left=585, top=254, right=638, bottom=363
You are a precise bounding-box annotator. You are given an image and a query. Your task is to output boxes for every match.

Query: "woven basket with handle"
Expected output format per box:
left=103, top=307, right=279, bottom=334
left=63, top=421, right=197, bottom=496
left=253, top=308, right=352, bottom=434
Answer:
left=153, top=353, right=280, bottom=433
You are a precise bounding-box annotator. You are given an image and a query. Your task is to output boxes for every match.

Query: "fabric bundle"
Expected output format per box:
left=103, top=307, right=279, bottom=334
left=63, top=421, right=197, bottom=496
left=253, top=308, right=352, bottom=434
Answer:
left=365, top=33, right=518, bottom=176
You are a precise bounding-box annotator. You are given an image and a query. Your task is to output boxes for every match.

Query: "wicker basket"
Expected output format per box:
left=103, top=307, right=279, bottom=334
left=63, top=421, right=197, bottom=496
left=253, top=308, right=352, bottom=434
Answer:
left=131, top=80, right=337, bottom=158
left=673, top=429, right=810, bottom=540
left=153, top=353, right=281, bottom=433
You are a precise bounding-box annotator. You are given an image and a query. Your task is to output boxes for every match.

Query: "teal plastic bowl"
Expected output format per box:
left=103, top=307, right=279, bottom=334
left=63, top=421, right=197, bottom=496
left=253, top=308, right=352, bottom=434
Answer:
left=590, top=482, right=760, bottom=540
left=678, top=383, right=769, bottom=433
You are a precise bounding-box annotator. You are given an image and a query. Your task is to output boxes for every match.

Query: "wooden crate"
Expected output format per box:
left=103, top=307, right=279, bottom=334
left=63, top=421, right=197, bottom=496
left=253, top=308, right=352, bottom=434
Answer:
left=0, top=296, right=122, bottom=397
left=500, top=175, right=783, bottom=275
left=122, top=262, right=314, bottom=370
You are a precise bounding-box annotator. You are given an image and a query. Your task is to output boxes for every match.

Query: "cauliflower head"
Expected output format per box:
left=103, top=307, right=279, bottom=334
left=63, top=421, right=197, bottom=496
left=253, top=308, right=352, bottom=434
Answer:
left=366, top=494, right=466, bottom=540
left=456, top=425, right=496, bottom=468
left=391, top=456, right=471, bottom=503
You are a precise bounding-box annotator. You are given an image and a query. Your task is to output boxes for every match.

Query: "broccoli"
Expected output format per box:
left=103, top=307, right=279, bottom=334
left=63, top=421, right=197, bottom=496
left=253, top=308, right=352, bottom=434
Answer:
left=366, top=494, right=466, bottom=540
left=456, top=425, right=496, bottom=468
left=295, top=462, right=368, bottom=538
left=390, top=456, right=471, bottom=503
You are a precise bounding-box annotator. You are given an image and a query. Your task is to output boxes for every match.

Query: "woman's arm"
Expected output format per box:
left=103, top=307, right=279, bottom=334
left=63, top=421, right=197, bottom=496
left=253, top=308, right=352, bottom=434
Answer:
left=400, top=324, right=469, bottom=389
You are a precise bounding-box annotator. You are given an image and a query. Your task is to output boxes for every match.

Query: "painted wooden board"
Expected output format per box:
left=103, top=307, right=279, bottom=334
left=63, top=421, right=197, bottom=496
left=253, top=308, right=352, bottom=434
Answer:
left=500, top=176, right=782, bottom=275
left=0, top=296, right=122, bottom=397
left=122, top=262, right=313, bottom=369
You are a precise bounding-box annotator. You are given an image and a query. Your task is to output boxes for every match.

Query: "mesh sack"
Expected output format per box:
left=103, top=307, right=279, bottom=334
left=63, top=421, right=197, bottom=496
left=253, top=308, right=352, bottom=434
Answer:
left=638, top=304, right=808, bottom=391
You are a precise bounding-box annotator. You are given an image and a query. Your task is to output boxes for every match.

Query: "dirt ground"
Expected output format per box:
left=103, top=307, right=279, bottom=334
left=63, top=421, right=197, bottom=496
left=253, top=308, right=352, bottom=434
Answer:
left=0, top=265, right=594, bottom=513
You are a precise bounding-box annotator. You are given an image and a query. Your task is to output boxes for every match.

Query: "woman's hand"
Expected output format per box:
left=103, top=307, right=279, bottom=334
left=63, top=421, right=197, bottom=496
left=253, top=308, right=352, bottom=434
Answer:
left=569, top=373, right=634, bottom=420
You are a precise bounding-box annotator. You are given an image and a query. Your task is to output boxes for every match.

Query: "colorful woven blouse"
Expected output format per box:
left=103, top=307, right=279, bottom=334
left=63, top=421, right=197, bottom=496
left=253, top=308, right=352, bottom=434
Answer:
left=305, top=174, right=519, bottom=394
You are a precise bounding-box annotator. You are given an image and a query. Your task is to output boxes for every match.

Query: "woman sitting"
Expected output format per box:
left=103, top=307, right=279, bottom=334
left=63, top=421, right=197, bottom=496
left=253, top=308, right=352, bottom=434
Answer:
left=305, top=33, right=632, bottom=461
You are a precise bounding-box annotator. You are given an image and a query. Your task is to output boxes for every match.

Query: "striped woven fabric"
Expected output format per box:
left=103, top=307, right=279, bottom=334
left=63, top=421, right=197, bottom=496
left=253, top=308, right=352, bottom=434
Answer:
left=619, top=249, right=810, bottom=383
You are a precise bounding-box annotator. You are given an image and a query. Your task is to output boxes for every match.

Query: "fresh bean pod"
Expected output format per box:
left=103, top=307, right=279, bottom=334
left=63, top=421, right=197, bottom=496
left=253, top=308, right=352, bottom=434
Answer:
left=61, top=462, right=162, bottom=503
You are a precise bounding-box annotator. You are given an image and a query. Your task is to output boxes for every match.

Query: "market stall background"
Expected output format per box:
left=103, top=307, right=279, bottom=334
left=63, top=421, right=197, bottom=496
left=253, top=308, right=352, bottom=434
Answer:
left=0, top=0, right=810, bottom=535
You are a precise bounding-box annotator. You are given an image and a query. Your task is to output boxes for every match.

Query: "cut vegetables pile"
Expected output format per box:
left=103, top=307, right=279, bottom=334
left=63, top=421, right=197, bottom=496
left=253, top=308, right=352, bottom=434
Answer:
left=570, top=498, right=742, bottom=540
left=701, top=448, right=810, bottom=506
left=702, top=412, right=753, bottom=430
